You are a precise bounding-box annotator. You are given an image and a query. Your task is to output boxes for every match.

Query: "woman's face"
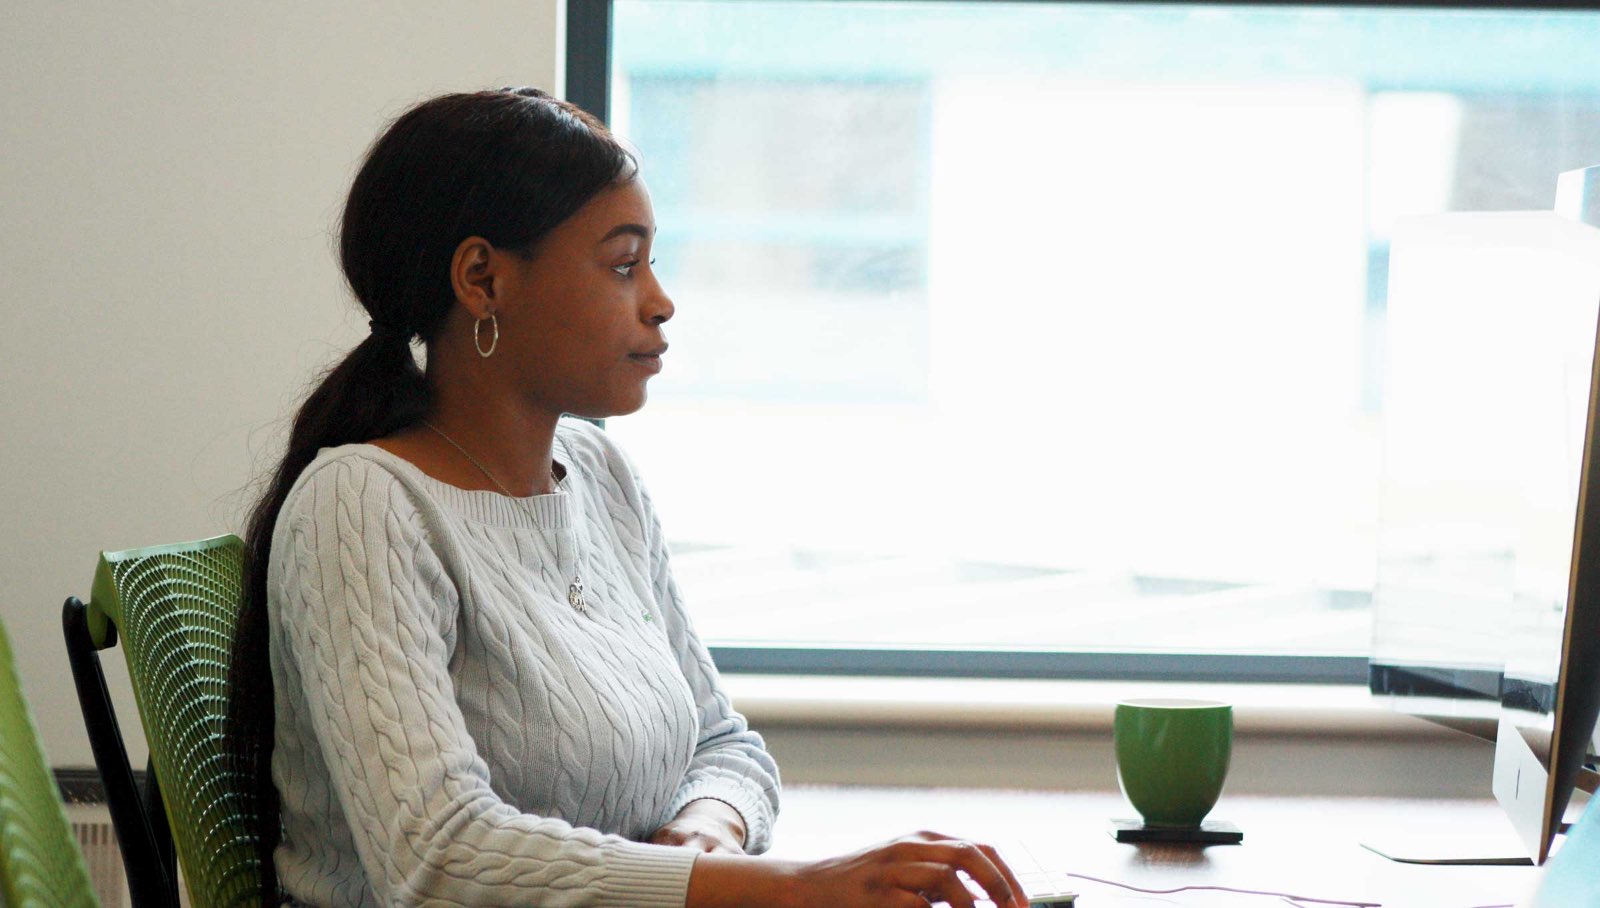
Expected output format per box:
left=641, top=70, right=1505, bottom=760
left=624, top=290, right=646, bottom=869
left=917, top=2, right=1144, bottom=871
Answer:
left=496, top=178, right=674, bottom=419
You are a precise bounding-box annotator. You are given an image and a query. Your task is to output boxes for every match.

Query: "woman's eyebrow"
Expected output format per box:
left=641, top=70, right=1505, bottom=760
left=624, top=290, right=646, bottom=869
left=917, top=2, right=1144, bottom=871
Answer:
left=598, top=223, right=653, bottom=243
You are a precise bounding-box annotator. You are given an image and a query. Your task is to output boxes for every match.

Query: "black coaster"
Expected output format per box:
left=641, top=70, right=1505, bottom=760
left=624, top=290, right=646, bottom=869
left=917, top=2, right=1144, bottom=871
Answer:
left=1111, top=818, right=1243, bottom=844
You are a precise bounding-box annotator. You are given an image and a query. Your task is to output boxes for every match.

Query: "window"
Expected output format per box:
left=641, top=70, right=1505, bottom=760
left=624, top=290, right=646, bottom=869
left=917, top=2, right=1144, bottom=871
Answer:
left=569, top=0, right=1600, bottom=680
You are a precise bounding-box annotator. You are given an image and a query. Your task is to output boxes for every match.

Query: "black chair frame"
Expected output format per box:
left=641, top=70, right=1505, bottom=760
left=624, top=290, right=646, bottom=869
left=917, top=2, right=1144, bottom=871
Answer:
left=63, top=595, right=181, bottom=908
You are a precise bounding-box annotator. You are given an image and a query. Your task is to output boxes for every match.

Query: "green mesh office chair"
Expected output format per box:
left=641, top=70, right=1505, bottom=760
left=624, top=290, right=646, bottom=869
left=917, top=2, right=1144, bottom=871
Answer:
left=0, top=618, right=99, bottom=908
left=62, top=535, right=265, bottom=908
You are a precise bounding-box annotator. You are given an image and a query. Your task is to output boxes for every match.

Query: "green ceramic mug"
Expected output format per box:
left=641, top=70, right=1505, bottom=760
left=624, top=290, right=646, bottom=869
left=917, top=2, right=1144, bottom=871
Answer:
left=1114, top=698, right=1233, bottom=827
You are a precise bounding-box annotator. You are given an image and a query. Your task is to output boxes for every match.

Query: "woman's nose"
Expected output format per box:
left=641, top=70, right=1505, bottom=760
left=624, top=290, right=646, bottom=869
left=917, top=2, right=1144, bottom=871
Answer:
left=644, top=275, right=674, bottom=325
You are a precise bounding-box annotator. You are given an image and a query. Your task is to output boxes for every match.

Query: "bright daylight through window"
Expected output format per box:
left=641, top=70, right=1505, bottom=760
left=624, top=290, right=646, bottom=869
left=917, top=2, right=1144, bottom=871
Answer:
left=594, top=0, right=1600, bottom=676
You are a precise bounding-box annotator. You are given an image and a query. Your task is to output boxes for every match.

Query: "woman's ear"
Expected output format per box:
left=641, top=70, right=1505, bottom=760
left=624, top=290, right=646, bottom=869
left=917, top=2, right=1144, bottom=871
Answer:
left=450, top=236, right=499, bottom=319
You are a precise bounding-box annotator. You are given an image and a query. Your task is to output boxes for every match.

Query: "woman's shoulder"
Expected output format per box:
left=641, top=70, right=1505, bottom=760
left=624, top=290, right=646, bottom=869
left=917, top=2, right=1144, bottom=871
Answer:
left=278, top=443, right=430, bottom=524
left=294, top=442, right=420, bottom=489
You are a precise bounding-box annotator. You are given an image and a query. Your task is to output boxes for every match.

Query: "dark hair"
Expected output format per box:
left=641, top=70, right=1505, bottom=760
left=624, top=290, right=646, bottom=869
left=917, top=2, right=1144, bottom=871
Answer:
left=226, top=87, right=636, bottom=903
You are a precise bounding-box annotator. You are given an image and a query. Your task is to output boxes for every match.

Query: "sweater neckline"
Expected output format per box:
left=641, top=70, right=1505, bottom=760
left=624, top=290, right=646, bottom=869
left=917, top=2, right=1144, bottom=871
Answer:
left=337, top=440, right=575, bottom=531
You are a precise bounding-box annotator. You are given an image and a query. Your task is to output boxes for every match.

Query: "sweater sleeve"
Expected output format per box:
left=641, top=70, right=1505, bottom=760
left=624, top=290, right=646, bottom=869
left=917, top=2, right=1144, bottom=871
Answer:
left=271, top=458, right=699, bottom=907
left=635, top=482, right=783, bottom=854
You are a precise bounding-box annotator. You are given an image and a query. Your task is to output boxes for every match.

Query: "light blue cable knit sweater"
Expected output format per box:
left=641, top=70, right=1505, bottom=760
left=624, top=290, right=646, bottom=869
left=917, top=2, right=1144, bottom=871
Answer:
left=266, top=418, right=780, bottom=907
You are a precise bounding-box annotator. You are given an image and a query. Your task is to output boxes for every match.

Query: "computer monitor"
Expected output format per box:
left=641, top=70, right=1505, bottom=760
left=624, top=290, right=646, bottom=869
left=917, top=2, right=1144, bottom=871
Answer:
left=1367, top=209, right=1527, bottom=743
left=1491, top=166, right=1600, bottom=866
left=1367, top=209, right=1581, bottom=744
left=1370, top=167, right=1600, bottom=865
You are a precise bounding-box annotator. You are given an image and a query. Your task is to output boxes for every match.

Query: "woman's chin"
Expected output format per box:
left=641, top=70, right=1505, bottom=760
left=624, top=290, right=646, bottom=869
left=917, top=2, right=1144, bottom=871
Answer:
left=571, top=389, right=649, bottom=421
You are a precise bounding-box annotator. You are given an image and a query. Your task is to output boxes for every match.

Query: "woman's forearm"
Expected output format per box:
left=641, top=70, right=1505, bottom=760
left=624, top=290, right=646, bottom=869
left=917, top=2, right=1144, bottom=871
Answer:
left=686, top=853, right=803, bottom=908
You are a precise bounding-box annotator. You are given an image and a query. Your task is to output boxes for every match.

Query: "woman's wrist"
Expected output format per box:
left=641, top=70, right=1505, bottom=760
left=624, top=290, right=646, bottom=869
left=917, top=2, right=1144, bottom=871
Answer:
left=677, top=797, right=748, bottom=848
left=685, top=853, right=804, bottom=908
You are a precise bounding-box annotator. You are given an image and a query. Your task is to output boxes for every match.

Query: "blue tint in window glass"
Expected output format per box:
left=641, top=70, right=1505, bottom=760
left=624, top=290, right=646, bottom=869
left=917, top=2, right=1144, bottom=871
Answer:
left=606, top=0, right=1600, bottom=659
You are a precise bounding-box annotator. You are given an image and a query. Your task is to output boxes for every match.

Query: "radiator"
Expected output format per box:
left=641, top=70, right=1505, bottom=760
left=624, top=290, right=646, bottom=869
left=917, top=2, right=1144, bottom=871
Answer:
left=63, top=804, right=128, bottom=908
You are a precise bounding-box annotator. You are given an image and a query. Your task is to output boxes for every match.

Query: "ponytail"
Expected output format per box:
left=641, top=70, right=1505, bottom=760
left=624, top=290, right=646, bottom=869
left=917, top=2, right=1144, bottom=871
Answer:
left=225, top=87, right=634, bottom=905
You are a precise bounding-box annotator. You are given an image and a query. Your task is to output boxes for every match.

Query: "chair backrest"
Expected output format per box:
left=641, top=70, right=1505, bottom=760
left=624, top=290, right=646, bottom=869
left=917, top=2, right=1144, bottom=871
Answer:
left=0, top=618, right=99, bottom=908
left=84, top=535, right=263, bottom=908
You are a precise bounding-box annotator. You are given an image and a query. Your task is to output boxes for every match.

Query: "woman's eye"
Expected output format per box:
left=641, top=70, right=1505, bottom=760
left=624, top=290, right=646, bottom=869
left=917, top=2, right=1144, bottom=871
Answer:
left=612, top=257, right=657, bottom=278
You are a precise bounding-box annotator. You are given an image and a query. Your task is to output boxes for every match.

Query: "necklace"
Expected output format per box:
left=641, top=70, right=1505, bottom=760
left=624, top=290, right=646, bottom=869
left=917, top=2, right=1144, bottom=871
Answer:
left=423, top=421, right=588, bottom=614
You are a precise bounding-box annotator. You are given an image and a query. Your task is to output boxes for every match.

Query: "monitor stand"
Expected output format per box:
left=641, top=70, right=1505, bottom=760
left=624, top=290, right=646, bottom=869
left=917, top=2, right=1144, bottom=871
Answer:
left=1364, top=731, right=1540, bottom=866
left=1361, top=731, right=1599, bottom=864
left=1358, top=836, right=1534, bottom=866
left=1361, top=745, right=1597, bottom=865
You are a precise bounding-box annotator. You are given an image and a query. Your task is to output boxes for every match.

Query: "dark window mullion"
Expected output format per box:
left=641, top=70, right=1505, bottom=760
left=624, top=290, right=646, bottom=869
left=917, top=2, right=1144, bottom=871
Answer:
left=566, top=0, right=612, bottom=123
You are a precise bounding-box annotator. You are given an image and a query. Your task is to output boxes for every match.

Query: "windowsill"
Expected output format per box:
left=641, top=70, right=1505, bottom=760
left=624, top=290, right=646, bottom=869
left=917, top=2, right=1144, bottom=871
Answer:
left=723, top=674, right=1467, bottom=740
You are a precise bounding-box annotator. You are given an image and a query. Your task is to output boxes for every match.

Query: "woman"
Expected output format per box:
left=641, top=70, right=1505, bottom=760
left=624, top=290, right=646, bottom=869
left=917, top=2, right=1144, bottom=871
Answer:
left=228, top=87, right=1028, bottom=908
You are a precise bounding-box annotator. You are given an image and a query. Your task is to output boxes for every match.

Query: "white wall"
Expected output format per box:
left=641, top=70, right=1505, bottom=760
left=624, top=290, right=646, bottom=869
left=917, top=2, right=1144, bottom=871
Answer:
left=0, top=1, right=563, bottom=767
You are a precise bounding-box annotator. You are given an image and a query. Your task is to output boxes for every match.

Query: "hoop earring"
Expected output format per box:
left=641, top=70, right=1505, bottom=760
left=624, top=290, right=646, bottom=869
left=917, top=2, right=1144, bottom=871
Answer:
left=474, top=313, right=499, bottom=358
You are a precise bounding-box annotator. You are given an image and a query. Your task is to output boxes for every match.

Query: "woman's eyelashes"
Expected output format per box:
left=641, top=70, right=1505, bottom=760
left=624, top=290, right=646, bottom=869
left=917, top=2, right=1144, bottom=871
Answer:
left=611, top=257, right=657, bottom=278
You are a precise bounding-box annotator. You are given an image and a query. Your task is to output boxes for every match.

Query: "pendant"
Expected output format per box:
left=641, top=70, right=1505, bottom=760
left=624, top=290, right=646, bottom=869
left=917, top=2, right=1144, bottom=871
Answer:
left=567, top=576, right=588, bottom=613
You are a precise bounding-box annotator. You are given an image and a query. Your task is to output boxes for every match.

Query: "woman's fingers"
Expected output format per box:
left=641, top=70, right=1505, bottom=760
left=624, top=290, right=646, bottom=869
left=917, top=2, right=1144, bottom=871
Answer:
left=888, top=838, right=1022, bottom=908
left=975, top=842, right=1028, bottom=906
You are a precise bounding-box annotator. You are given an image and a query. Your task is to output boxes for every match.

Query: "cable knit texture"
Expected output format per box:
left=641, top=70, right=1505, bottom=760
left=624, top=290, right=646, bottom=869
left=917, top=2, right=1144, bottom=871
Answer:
left=267, top=418, right=780, bottom=907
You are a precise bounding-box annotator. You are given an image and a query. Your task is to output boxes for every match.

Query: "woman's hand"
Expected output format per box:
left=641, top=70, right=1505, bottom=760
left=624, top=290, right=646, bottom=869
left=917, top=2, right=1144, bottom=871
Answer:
left=649, top=798, right=747, bottom=853
left=687, top=830, right=1030, bottom=908
left=790, top=831, right=1029, bottom=908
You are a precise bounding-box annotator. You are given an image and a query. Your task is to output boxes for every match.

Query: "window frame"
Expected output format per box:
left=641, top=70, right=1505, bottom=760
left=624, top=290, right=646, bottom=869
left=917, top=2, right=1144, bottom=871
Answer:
left=564, top=0, right=1599, bottom=685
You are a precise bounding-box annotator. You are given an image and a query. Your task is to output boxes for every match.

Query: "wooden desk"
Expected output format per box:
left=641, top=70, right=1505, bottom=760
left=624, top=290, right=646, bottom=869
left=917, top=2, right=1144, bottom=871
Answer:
left=770, top=786, right=1544, bottom=908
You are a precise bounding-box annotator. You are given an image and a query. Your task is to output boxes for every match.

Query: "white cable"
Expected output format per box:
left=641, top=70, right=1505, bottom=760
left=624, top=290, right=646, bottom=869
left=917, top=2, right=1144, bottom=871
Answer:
left=1061, top=871, right=1382, bottom=907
